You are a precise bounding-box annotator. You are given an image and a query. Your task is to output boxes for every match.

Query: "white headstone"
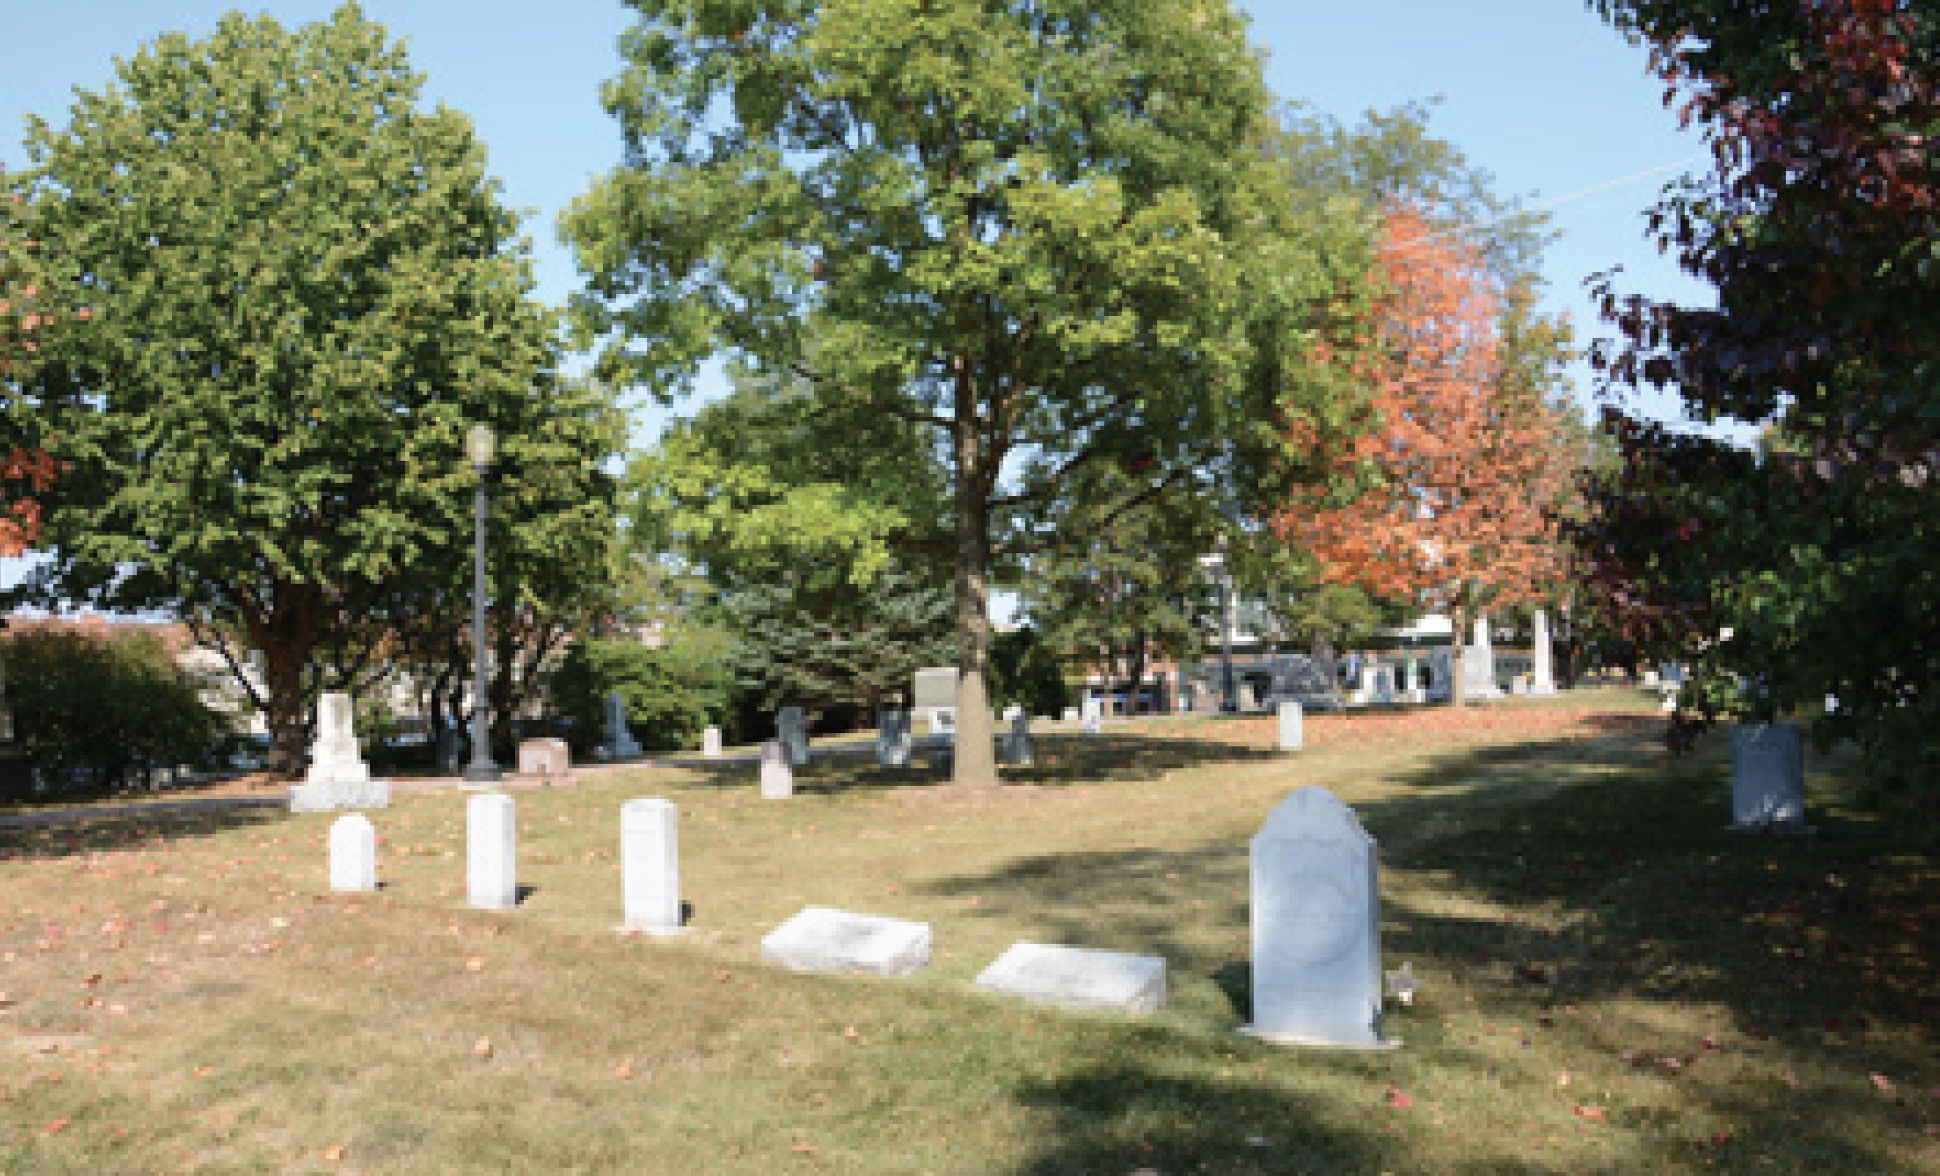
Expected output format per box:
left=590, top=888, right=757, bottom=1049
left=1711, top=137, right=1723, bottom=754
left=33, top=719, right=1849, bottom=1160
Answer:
left=1237, top=682, right=1260, bottom=712
left=621, top=798, right=681, bottom=934
left=912, top=667, right=958, bottom=715
left=1511, top=677, right=1530, bottom=696
left=596, top=693, right=643, bottom=761
left=1243, top=787, right=1395, bottom=1049
left=516, top=737, right=571, bottom=786
left=759, top=906, right=932, bottom=977
left=778, top=706, right=808, bottom=766
left=1463, top=617, right=1502, bottom=700
left=1731, top=723, right=1808, bottom=828
left=1277, top=700, right=1303, bottom=751
left=974, top=942, right=1167, bottom=1013
left=328, top=813, right=377, bottom=893
left=875, top=708, right=911, bottom=768
left=701, top=726, right=722, bottom=758
left=927, top=706, right=957, bottom=738
left=1061, top=706, right=1080, bottom=722
left=1081, top=693, right=1102, bottom=735
left=467, top=792, right=517, bottom=911
left=289, top=692, right=389, bottom=812
left=1530, top=609, right=1557, bottom=695
left=1642, top=669, right=1661, bottom=687
left=759, top=739, right=793, bottom=799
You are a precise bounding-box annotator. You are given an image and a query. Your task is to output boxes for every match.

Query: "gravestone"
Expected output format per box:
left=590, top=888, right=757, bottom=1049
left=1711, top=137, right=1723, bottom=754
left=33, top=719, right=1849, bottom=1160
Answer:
left=1237, top=681, right=1260, bottom=712
left=1242, top=787, right=1395, bottom=1049
left=1001, top=713, right=1033, bottom=767
left=1001, top=704, right=1023, bottom=722
left=913, top=667, right=957, bottom=736
left=1511, top=677, right=1530, bottom=696
left=289, top=692, right=389, bottom=812
left=1642, top=669, right=1661, bottom=687
left=701, top=726, right=722, bottom=758
left=1462, top=617, right=1502, bottom=700
left=929, top=707, right=957, bottom=739
left=1530, top=609, right=1558, bottom=695
left=974, top=942, right=1167, bottom=1013
left=1277, top=700, right=1303, bottom=752
left=759, top=740, right=793, bottom=799
left=1427, top=648, right=1454, bottom=703
left=621, top=798, right=682, bottom=934
left=759, top=906, right=932, bottom=977
left=328, top=813, right=378, bottom=893
left=778, top=706, right=808, bottom=766
left=1081, top=693, right=1102, bottom=735
left=516, top=737, right=572, bottom=786
left=596, top=693, right=643, bottom=761
left=467, top=792, right=518, bottom=911
left=1730, top=723, right=1809, bottom=829
left=876, top=708, right=912, bottom=767
left=436, top=727, right=463, bottom=776
left=1062, top=706, right=1080, bottom=722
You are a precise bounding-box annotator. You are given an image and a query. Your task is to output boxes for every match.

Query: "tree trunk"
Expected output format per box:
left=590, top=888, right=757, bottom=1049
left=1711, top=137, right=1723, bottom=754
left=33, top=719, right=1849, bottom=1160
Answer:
left=953, top=399, right=997, bottom=786
left=261, top=635, right=311, bottom=778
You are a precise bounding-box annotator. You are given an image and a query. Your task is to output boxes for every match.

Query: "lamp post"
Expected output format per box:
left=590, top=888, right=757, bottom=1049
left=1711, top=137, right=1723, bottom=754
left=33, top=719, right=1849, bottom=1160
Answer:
left=463, top=423, right=501, bottom=785
left=1198, top=545, right=1237, bottom=714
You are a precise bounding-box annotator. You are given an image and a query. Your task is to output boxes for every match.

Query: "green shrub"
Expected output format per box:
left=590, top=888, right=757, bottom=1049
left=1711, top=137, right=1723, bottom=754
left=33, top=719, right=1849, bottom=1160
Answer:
left=547, top=635, right=729, bottom=755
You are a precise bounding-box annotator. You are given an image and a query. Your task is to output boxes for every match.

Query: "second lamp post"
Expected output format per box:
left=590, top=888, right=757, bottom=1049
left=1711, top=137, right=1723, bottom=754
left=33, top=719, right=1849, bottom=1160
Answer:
left=463, top=423, right=501, bottom=785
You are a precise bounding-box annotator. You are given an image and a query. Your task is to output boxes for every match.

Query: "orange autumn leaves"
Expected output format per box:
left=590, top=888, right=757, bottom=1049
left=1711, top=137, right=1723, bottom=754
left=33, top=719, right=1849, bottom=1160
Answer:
left=1, top=184, right=76, bottom=557
left=1274, top=201, right=1573, bottom=608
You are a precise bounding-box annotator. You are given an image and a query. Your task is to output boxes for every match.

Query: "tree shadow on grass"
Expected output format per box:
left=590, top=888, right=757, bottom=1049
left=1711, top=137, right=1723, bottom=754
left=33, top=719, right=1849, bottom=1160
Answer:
left=0, top=802, right=286, bottom=863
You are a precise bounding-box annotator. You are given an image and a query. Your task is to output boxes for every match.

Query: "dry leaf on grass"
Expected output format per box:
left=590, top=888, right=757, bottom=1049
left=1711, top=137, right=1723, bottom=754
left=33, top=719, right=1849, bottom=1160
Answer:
left=473, top=1037, right=493, bottom=1059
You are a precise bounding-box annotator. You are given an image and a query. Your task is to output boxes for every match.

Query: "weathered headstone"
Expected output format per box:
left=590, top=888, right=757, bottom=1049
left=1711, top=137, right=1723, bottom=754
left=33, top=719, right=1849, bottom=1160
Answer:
left=515, top=737, right=572, bottom=787
left=328, top=812, right=378, bottom=893
left=1081, top=693, right=1102, bottom=735
left=1463, top=617, right=1502, bottom=700
left=913, top=667, right=958, bottom=736
left=758, top=739, right=793, bottom=799
left=467, top=792, right=518, bottom=911
left=1242, top=787, right=1395, bottom=1049
left=875, top=708, right=912, bottom=767
left=1237, top=681, right=1260, bottom=712
left=701, top=726, right=722, bottom=758
left=1427, top=648, right=1454, bottom=702
left=1530, top=609, right=1558, bottom=695
left=777, top=705, right=808, bottom=766
left=290, top=692, right=389, bottom=812
left=621, top=798, right=682, bottom=933
left=759, top=906, right=932, bottom=977
left=1730, top=723, right=1809, bottom=829
left=596, top=693, right=643, bottom=761
left=1277, top=700, right=1303, bottom=751
left=1001, top=713, right=1033, bottom=767
left=974, top=942, right=1167, bottom=1013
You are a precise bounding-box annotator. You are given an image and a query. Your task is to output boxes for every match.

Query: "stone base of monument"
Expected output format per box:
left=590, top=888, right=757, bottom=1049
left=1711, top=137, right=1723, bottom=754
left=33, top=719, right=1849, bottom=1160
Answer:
left=1237, top=1023, right=1400, bottom=1050
left=593, top=740, right=643, bottom=761
left=975, top=942, right=1166, bottom=1013
left=1725, top=819, right=1817, bottom=835
left=290, top=778, right=391, bottom=813
left=760, top=906, right=931, bottom=978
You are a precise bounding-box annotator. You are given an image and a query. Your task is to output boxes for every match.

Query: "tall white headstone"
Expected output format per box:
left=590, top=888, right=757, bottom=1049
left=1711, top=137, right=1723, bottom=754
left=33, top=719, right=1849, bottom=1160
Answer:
left=467, top=792, right=517, bottom=910
left=701, top=726, right=722, bottom=758
left=328, top=813, right=378, bottom=893
left=1277, top=700, right=1303, bottom=751
left=290, top=692, right=388, bottom=812
left=621, top=798, right=682, bottom=933
left=777, top=706, right=808, bottom=766
left=1731, top=723, right=1809, bottom=829
left=759, top=739, right=793, bottom=799
left=1530, top=609, right=1557, bottom=695
left=597, top=693, right=643, bottom=761
left=1243, top=787, right=1395, bottom=1050
left=1463, top=617, right=1502, bottom=700
left=1081, top=693, right=1102, bottom=735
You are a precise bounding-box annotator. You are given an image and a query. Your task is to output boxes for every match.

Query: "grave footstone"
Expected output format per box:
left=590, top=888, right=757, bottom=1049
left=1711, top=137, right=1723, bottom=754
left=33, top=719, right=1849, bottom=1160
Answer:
left=1730, top=723, right=1810, bottom=830
left=621, top=798, right=682, bottom=934
left=290, top=692, right=389, bottom=812
left=516, top=737, right=572, bottom=786
left=702, top=726, right=722, bottom=758
left=759, top=906, right=932, bottom=977
left=974, top=942, right=1167, bottom=1013
left=467, top=792, right=518, bottom=910
left=759, top=740, right=794, bottom=799
left=1242, top=786, right=1395, bottom=1050
left=328, top=813, right=378, bottom=893
left=778, top=706, right=808, bottom=766
left=1277, top=700, right=1303, bottom=751
left=596, top=693, right=643, bottom=761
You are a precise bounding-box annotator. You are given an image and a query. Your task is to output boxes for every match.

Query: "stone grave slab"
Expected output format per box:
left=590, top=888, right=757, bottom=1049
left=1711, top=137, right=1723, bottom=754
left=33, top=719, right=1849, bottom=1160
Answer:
left=516, top=737, right=572, bottom=786
left=1277, top=700, right=1303, bottom=751
left=328, top=813, right=378, bottom=893
left=759, top=906, right=932, bottom=978
left=702, top=726, right=722, bottom=758
left=974, top=942, right=1166, bottom=1013
left=1730, top=723, right=1810, bottom=830
left=468, top=792, right=518, bottom=910
left=778, top=706, right=808, bottom=766
left=621, top=798, right=682, bottom=933
left=290, top=691, right=389, bottom=812
left=596, top=693, right=643, bottom=760
left=759, top=740, right=793, bottom=799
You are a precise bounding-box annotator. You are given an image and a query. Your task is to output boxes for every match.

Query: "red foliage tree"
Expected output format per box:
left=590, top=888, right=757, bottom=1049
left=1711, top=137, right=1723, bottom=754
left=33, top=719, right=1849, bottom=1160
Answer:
left=1273, top=201, right=1577, bottom=702
left=0, top=172, right=73, bottom=555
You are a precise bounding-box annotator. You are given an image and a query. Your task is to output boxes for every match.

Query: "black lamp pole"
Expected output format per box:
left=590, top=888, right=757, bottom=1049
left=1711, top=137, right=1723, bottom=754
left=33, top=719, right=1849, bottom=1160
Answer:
left=463, top=424, right=500, bottom=785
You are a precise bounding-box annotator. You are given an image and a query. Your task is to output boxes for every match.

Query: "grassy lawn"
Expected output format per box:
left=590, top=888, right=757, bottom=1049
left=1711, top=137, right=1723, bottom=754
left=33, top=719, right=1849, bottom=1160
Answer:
left=0, top=688, right=1931, bottom=1173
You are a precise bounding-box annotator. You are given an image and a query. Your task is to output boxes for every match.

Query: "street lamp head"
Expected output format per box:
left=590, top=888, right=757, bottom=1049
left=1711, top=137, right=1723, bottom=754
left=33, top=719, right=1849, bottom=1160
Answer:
left=465, top=423, right=496, bottom=470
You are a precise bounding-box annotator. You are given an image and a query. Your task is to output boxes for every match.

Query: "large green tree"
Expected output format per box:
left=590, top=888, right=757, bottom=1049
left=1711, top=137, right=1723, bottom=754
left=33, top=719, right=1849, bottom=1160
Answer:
left=1577, top=0, right=1937, bottom=804
left=564, top=0, right=1366, bottom=784
left=6, top=4, right=616, bottom=775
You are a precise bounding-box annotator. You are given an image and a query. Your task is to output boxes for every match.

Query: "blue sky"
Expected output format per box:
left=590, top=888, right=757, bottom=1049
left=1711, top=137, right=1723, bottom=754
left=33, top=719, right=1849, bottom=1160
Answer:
left=2, top=1, right=1727, bottom=592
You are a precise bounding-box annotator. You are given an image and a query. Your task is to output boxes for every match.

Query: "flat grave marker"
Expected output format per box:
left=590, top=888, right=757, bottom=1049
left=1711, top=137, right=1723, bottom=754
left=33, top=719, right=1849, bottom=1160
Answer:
left=759, top=906, right=932, bottom=978
left=974, top=942, right=1166, bottom=1013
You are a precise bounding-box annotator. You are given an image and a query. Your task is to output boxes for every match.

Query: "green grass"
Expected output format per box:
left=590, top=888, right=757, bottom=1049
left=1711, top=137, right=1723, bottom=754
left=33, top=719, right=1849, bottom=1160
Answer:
left=0, top=688, right=1931, bottom=1173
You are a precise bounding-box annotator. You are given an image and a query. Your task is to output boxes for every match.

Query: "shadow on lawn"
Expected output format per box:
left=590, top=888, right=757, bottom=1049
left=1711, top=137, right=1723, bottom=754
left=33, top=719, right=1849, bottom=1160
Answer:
left=0, top=802, right=284, bottom=862
left=927, top=723, right=1933, bottom=1174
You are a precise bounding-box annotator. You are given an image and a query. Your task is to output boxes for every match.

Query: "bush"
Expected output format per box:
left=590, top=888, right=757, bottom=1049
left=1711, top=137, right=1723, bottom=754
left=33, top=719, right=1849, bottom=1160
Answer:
left=3, top=625, right=234, bottom=800
left=547, top=635, right=729, bottom=756
left=989, top=626, right=1071, bottom=718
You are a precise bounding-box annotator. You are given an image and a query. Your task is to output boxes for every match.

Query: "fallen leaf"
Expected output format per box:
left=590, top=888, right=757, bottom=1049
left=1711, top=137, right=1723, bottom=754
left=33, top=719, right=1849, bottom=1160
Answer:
left=321, top=1145, right=345, bottom=1162
left=1573, top=1105, right=1607, bottom=1122
left=42, top=1118, right=69, bottom=1135
left=465, top=957, right=484, bottom=972
left=1385, top=1088, right=1414, bottom=1108
left=473, top=1038, right=493, bottom=1059
left=613, top=1060, right=633, bottom=1080
left=192, top=1065, right=214, bottom=1078
left=1870, top=1073, right=1893, bottom=1092
left=842, top=1025, right=859, bottom=1040
left=789, top=1141, right=819, bottom=1154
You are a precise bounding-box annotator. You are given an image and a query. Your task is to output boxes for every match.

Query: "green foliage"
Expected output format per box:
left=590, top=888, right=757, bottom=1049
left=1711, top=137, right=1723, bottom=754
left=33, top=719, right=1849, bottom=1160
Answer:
left=3, top=626, right=232, bottom=796
left=547, top=634, right=730, bottom=756
left=986, top=625, right=1070, bottom=719
left=6, top=4, right=614, bottom=774
left=566, top=0, right=1369, bottom=783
